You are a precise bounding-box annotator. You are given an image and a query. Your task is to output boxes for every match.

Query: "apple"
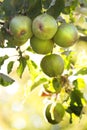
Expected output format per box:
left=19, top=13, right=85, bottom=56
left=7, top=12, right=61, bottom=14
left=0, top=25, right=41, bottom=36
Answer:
left=53, top=23, right=79, bottom=48
left=9, top=15, right=33, bottom=46
left=32, top=13, right=57, bottom=40
left=40, top=54, right=64, bottom=77
left=53, top=103, right=65, bottom=123
left=30, top=36, right=54, bottom=54
left=45, top=104, right=58, bottom=124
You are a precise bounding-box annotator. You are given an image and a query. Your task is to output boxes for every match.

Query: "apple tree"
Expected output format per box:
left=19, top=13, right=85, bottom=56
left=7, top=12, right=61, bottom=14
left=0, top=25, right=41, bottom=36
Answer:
left=0, top=0, right=87, bottom=124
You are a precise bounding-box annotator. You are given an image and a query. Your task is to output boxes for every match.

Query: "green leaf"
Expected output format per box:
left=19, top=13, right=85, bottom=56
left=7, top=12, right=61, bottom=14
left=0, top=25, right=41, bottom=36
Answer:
left=0, top=55, right=9, bottom=69
left=67, top=104, right=83, bottom=117
left=47, top=0, right=65, bottom=19
left=63, top=0, right=78, bottom=14
left=30, top=78, right=47, bottom=91
left=1, top=27, right=15, bottom=47
left=52, top=78, right=62, bottom=93
left=26, top=46, right=34, bottom=52
left=17, top=57, right=26, bottom=78
left=27, top=0, right=38, bottom=10
left=75, top=67, right=87, bottom=75
left=30, top=60, right=38, bottom=69
left=0, top=2, right=5, bottom=20
left=0, top=73, right=14, bottom=86
left=62, top=51, right=73, bottom=70
left=70, top=89, right=83, bottom=105
left=41, top=0, right=52, bottom=9
left=0, top=29, right=5, bottom=47
left=43, top=83, right=55, bottom=93
left=73, top=79, right=78, bottom=88
left=0, top=27, right=15, bottom=48
left=43, top=78, right=62, bottom=94
left=66, top=89, right=83, bottom=116
left=27, top=0, right=42, bottom=19
left=26, top=59, right=39, bottom=80
left=2, top=0, right=30, bottom=17
left=7, top=61, right=14, bottom=74
left=2, top=0, right=16, bottom=17
left=73, top=78, right=85, bottom=91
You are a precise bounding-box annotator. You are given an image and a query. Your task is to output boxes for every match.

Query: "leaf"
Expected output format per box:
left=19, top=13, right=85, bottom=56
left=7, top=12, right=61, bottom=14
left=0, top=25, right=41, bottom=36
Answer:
left=75, top=67, right=87, bottom=75
left=27, top=0, right=38, bottom=10
left=0, top=73, right=14, bottom=86
left=47, top=0, right=65, bottom=19
left=73, top=78, right=85, bottom=91
left=26, top=59, right=39, bottom=80
left=43, top=78, right=61, bottom=93
left=0, top=55, right=9, bottom=69
left=7, top=61, right=14, bottom=74
left=66, top=89, right=83, bottom=116
left=44, top=83, right=55, bottom=93
left=52, top=78, right=62, bottom=93
left=0, top=2, right=5, bottom=19
left=0, top=29, right=5, bottom=47
left=2, top=0, right=16, bottom=17
left=1, top=27, right=16, bottom=48
left=27, top=0, right=42, bottom=19
left=63, top=0, right=78, bottom=14
left=17, top=57, right=26, bottom=78
left=70, top=89, right=83, bottom=104
left=26, top=46, right=34, bottom=52
left=30, top=78, right=47, bottom=91
left=2, top=0, right=29, bottom=18
left=41, top=0, right=52, bottom=9
left=30, top=60, right=37, bottom=69
left=67, top=104, right=83, bottom=117
left=62, top=51, right=73, bottom=70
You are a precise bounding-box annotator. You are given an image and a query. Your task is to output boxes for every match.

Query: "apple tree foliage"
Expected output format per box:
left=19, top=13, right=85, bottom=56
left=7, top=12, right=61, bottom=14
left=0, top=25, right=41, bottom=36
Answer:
left=0, top=0, right=87, bottom=124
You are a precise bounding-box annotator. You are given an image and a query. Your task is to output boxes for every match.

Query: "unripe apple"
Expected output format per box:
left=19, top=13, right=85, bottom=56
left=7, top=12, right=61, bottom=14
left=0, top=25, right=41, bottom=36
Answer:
left=53, top=103, right=65, bottom=123
left=45, top=104, right=58, bottom=124
left=32, top=13, right=57, bottom=40
left=30, top=36, right=54, bottom=54
left=53, top=23, right=79, bottom=48
left=9, top=15, right=33, bottom=46
left=40, top=54, right=64, bottom=77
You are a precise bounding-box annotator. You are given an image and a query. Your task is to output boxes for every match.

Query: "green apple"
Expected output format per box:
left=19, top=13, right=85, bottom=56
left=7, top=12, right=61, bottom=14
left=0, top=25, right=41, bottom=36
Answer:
left=32, top=13, right=57, bottom=40
left=53, top=23, right=79, bottom=48
left=9, top=15, right=33, bottom=46
left=30, top=36, right=54, bottom=54
left=53, top=103, right=65, bottom=123
left=40, top=54, right=64, bottom=77
left=45, top=104, right=58, bottom=124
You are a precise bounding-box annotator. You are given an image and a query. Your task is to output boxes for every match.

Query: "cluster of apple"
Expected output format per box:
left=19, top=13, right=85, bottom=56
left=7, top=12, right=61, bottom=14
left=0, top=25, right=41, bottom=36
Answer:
left=9, top=13, right=79, bottom=77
